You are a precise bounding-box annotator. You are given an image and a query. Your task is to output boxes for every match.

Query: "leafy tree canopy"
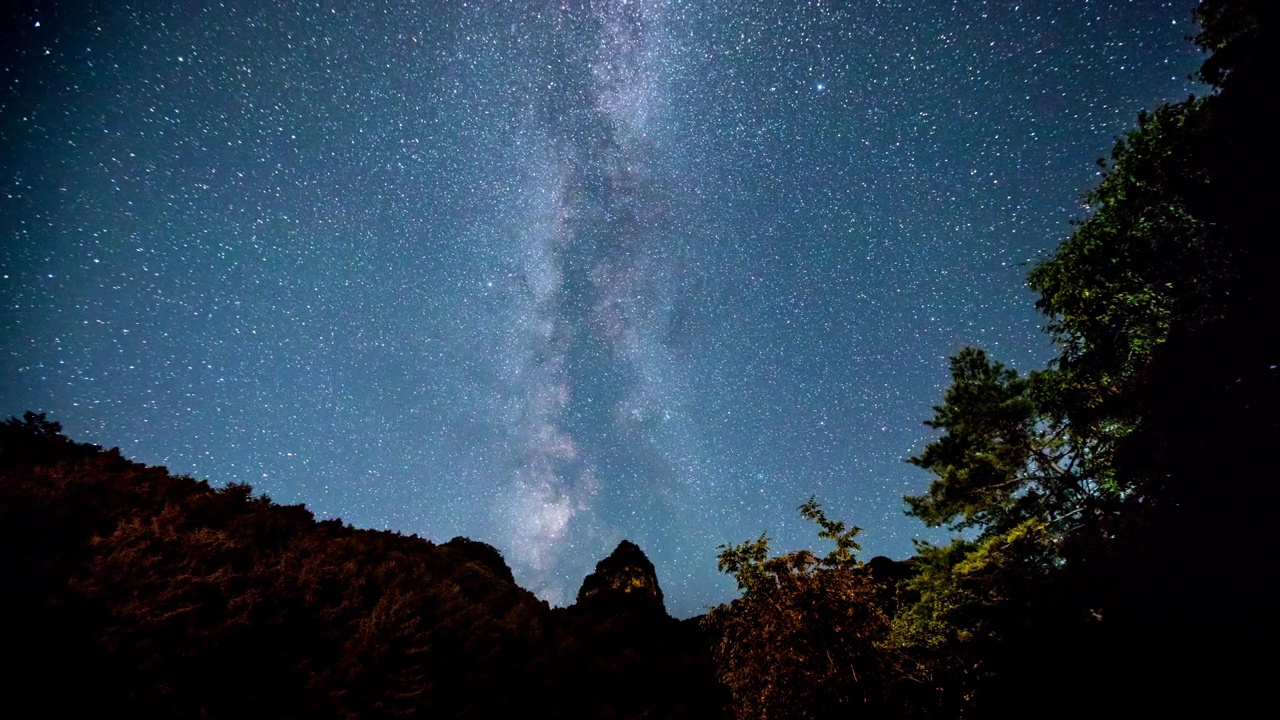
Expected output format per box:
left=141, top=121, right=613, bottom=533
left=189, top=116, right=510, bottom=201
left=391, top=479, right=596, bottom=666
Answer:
left=707, top=500, right=904, bottom=719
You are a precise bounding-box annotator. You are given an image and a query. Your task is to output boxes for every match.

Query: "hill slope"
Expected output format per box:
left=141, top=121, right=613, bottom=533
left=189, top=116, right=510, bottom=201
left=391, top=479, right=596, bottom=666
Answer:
left=0, top=413, right=728, bottom=720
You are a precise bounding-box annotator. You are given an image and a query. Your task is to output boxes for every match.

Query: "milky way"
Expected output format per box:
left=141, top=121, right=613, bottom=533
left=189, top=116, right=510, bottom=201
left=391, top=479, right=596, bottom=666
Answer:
left=1, top=0, right=1203, bottom=614
left=443, top=1, right=713, bottom=601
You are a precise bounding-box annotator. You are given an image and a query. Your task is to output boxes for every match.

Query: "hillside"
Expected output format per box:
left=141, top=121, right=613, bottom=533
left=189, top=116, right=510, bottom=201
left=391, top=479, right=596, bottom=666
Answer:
left=0, top=413, right=728, bottom=720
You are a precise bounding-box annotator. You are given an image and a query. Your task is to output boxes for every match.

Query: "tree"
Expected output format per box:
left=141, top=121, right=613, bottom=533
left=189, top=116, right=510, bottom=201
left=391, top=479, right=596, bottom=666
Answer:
left=905, top=348, right=1091, bottom=535
left=1022, top=0, right=1277, bottom=627
left=895, top=1, right=1277, bottom=712
left=912, top=0, right=1277, bottom=611
left=705, top=499, right=899, bottom=719
left=709, top=3, right=1274, bottom=715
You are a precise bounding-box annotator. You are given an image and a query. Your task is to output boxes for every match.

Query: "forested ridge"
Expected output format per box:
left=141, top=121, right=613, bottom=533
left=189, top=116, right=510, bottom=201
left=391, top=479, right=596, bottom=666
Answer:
left=0, top=413, right=728, bottom=719
left=3, top=1, right=1275, bottom=718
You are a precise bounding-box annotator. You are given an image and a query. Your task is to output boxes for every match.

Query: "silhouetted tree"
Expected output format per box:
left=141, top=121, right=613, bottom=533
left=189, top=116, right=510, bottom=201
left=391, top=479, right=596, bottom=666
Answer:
left=895, top=1, right=1277, bottom=714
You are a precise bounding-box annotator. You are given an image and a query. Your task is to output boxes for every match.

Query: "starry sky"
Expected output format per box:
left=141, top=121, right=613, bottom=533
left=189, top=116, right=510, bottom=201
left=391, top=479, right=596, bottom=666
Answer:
left=1, top=0, right=1203, bottom=617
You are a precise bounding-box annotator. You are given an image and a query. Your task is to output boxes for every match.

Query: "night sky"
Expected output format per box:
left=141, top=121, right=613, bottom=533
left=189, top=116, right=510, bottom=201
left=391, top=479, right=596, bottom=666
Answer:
left=2, top=0, right=1203, bottom=617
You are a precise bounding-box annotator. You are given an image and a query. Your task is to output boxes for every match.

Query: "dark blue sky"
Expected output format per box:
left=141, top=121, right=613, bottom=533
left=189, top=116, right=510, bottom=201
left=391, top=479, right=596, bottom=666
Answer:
left=1, top=0, right=1203, bottom=616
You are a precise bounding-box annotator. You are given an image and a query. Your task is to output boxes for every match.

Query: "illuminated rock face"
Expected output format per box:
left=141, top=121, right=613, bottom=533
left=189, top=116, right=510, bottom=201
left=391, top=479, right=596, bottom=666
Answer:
left=575, top=540, right=665, bottom=611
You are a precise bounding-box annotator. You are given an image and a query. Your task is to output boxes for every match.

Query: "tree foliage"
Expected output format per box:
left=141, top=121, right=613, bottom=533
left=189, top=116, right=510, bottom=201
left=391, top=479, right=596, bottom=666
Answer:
left=905, top=349, right=1082, bottom=534
left=917, top=0, right=1271, bottom=571
left=893, top=0, right=1277, bottom=712
left=705, top=499, right=909, bottom=720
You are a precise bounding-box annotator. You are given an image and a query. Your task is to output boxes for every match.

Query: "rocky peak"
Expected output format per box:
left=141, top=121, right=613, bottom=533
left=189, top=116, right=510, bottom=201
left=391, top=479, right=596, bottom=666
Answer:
left=575, top=540, right=665, bottom=611
left=443, top=536, right=516, bottom=585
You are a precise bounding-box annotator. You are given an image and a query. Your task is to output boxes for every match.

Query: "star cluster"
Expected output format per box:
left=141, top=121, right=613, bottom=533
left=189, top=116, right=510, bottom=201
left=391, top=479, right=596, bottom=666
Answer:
left=1, top=0, right=1202, bottom=616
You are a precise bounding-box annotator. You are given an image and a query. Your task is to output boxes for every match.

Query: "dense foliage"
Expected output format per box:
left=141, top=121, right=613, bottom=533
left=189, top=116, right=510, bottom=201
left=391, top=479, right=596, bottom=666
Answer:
left=705, top=501, right=895, bottom=719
